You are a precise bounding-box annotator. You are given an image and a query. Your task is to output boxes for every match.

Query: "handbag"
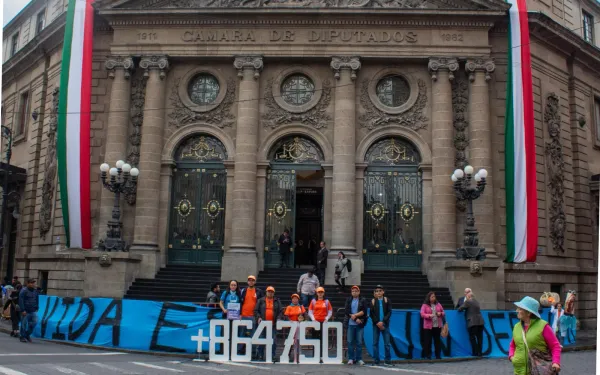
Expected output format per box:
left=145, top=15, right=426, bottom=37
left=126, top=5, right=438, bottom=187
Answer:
left=521, top=326, right=556, bottom=375
left=441, top=315, right=449, bottom=338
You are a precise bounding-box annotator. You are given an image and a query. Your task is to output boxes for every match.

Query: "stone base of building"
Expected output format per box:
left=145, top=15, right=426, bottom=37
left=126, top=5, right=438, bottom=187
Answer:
left=129, top=244, right=160, bottom=279
left=221, top=249, right=258, bottom=282
left=83, top=251, right=142, bottom=298
left=444, top=259, right=502, bottom=309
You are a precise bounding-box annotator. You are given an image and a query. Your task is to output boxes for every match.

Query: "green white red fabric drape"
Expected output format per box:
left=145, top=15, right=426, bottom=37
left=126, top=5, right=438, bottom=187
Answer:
left=504, top=0, right=537, bottom=263
left=57, top=0, right=94, bottom=249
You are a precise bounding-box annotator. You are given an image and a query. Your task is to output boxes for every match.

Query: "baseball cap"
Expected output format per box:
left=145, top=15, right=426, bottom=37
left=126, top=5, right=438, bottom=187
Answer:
left=351, top=285, right=360, bottom=292
left=374, top=284, right=384, bottom=290
left=316, top=287, right=325, bottom=293
left=291, top=293, right=300, bottom=300
left=247, top=275, right=256, bottom=281
left=266, top=286, right=275, bottom=292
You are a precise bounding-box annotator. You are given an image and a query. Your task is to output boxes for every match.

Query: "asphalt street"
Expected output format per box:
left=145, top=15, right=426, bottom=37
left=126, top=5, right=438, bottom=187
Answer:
left=0, top=333, right=596, bottom=375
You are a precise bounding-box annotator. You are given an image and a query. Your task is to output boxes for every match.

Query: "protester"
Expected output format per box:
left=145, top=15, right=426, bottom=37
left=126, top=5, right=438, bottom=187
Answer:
left=458, top=292, right=484, bottom=357
left=206, top=282, right=220, bottom=304
left=369, top=284, right=392, bottom=366
left=3, top=283, right=21, bottom=337
left=316, top=241, right=329, bottom=285
left=550, top=302, right=564, bottom=345
left=420, top=291, right=445, bottom=360
left=455, top=287, right=472, bottom=309
left=278, top=229, right=292, bottom=268
left=334, top=252, right=349, bottom=293
left=284, top=294, right=306, bottom=363
left=344, top=285, right=368, bottom=365
left=297, top=267, right=320, bottom=308
left=220, top=280, right=241, bottom=318
left=509, top=296, right=561, bottom=375
left=309, top=286, right=333, bottom=361
left=254, top=286, right=282, bottom=362
left=240, top=275, right=264, bottom=358
left=18, top=279, right=39, bottom=343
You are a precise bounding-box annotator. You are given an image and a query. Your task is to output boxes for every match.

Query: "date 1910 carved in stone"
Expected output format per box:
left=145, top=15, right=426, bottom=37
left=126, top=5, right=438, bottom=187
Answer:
left=544, top=93, right=565, bottom=253
left=39, top=87, right=60, bottom=239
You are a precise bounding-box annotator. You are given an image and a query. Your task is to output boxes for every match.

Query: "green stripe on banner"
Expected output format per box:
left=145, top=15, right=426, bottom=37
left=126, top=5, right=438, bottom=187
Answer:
left=504, top=26, right=515, bottom=263
left=57, top=0, right=76, bottom=247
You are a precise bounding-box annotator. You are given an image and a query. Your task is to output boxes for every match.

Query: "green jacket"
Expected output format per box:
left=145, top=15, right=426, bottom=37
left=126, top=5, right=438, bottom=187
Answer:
left=512, top=318, right=549, bottom=375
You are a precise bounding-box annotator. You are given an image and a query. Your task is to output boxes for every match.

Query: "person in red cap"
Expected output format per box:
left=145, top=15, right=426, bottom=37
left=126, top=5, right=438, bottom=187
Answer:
left=254, top=286, right=282, bottom=362
left=285, top=294, right=307, bottom=363
left=309, top=286, right=332, bottom=361
left=344, top=286, right=368, bottom=365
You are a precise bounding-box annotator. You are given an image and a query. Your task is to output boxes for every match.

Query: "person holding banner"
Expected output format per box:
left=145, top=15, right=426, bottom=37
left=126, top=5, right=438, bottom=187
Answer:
left=284, top=294, right=307, bottom=363
left=254, top=286, right=283, bottom=362
left=219, top=280, right=242, bottom=358
left=309, top=286, right=333, bottom=361
left=344, top=285, right=368, bottom=365
left=420, top=291, right=445, bottom=360
left=369, top=285, right=393, bottom=366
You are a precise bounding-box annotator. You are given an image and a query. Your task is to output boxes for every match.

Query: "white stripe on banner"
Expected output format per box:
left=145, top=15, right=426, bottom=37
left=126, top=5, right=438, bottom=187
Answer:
left=508, top=0, right=527, bottom=263
left=66, top=0, right=86, bottom=248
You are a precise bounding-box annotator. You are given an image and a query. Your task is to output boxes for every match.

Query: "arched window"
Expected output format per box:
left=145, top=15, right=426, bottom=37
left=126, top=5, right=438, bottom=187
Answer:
left=364, top=137, right=420, bottom=166
left=175, top=135, right=227, bottom=163
left=269, top=136, right=324, bottom=164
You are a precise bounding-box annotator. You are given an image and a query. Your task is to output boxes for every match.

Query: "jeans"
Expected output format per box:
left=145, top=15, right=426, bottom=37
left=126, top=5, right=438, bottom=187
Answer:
left=20, top=311, right=38, bottom=339
left=372, top=324, right=391, bottom=362
left=300, top=294, right=314, bottom=308
left=468, top=325, right=483, bottom=356
left=422, top=327, right=442, bottom=359
left=347, top=324, right=364, bottom=361
left=239, top=317, right=256, bottom=356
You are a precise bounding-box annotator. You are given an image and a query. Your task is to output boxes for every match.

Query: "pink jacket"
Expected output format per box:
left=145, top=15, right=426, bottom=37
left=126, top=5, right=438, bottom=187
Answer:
left=420, top=303, right=445, bottom=329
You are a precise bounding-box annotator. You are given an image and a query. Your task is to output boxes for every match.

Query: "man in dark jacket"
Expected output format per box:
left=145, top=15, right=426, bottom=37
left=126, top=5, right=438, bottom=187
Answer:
left=457, top=292, right=485, bottom=356
left=369, top=285, right=393, bottom=366
left=18, top=279, right=39, bottom=343
left=344, top=286, right=369, bottom=365
left=254, top=286, right=282, bottom=362
left=316, top=241, right=329, bottom=285
left=455, top=287, right=471, bottom=309
left=278, top=230, right=292, bottom=268
left=206, top=282, right=220, bottom=304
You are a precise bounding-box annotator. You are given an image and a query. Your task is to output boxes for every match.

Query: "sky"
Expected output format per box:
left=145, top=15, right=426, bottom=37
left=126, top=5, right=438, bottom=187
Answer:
left=3, top=0, right=32, bottom=27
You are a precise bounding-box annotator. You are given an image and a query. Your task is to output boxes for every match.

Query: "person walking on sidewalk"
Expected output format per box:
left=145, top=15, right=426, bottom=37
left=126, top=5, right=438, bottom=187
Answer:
left=254, top=286, right=282, bottom=362
left=297, top=267, right=319, bottom=308
left=3, top=283, right=22, bottom=337
left=420, top=291, right=445, bottom=360
left=344, top=286, right=368, bottom=366
left=18, top=279, right=39, bottom=343
left=316, top=242, right=329, bottom=285
left=369, top=285, right=393, bottom=366
left=458, top=291, right=484, bottom=357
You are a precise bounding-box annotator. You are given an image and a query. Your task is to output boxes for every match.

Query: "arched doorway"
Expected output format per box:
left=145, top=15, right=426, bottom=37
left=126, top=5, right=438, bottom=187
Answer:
left=168, top=135, right=227, bottom=265
left=264, top=136, right=325, bottom=268
left=362, top=137, right=423, bottom=270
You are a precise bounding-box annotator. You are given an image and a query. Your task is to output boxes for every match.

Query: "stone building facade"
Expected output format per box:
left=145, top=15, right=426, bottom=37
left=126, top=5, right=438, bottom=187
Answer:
left=2, top=0, right=599, bottom=328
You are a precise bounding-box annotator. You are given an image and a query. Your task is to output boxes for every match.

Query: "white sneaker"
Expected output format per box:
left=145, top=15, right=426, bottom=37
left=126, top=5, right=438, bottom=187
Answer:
left=347, top=360, right=354, bottom=365
left=357, top=360, right=365, bottom=366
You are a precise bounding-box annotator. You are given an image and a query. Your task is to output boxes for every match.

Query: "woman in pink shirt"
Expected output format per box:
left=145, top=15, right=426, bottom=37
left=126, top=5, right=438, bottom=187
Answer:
left=420, top=291, right=445, bottom=360
left=509, top=296, right=561, bottom=375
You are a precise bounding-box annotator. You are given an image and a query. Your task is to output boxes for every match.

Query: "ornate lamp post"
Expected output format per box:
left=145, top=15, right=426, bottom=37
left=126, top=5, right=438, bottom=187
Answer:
left=451, top=165, right=488, bottom=260
left=98, top=160, right=139, bottom=251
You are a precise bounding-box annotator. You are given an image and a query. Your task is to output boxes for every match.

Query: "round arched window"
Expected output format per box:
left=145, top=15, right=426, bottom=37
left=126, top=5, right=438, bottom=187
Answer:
left=376, top=75, right=410, bottom=108
left=188, top=74, right=220, bottom=105
left=281, top=74, right=315, bottom=106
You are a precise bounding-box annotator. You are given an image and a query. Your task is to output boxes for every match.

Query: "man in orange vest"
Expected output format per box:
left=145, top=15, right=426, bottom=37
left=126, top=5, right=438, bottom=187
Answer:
left=240, top=275, right=264, bottom=358
left=254, top=286, right=282, bottom=362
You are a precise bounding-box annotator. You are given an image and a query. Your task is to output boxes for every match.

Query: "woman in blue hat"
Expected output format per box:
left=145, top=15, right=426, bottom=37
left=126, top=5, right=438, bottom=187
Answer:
left=508, top=296, right=561, bottom=374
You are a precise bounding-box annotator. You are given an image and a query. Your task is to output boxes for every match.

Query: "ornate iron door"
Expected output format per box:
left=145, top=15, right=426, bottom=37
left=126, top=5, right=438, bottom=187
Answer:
left=363, top=169, right=423, bottom=270
left=168, top=168, right=227, bottom=265
left=264, top=169, right=296, bottom=268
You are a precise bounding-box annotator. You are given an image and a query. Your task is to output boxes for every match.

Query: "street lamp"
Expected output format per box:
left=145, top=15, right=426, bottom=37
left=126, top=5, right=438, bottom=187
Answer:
left=97, top=160, right=139, bottom=251
left=451, top=165, right=488, bottom=260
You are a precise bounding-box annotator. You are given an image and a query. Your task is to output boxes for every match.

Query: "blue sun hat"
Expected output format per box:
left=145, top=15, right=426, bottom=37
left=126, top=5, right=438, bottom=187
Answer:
left=514, top=296, right=541, bottom=318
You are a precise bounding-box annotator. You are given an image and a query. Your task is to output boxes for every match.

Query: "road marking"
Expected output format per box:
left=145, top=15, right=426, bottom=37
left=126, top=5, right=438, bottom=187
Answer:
left=0, top=366, right=29, bottom=375
left=211, top=361, right=272, bottom=370
left=168, top=361, right=230, bottom=372
left=5, top=353, right=126, bottom=356
left=371, top=366, right=457, bottom=375
left=49, top=366, right=88, bottom=375
left=130, top=362, right=185, bottom=373
left=89, top=362, right=141, bottom=374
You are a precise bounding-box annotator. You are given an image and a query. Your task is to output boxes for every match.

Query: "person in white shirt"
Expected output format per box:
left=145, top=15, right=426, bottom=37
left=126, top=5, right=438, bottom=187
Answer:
left=550, top=302, right=564, bottom=345
left=297, top=267, right=320, bottom=308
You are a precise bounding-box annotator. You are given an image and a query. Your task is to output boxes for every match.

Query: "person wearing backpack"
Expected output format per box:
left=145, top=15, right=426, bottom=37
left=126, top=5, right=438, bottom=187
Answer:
left=334, top=252, right=349, bottom=293
left=308, top=287, right=333, bottom=362
left=369, top=284, right=393, bottom=366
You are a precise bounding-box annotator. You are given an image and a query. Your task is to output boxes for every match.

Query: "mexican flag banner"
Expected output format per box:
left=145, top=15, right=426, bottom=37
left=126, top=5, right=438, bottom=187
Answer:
left=56, top=0, right=94, bottom=249
left=504, top=0, right=537, bottom=263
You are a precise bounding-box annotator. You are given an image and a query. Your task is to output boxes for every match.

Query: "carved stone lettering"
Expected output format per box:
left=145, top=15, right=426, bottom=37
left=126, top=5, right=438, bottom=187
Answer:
left=544, top=93, right=565, bottom=253
left=39, top=87, right=60, bottom=239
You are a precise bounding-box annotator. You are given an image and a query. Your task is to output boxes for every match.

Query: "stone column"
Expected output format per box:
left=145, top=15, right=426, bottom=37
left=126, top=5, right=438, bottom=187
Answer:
left=428, top=57, right=458, bottom=259
left=466, top=58, right=497, bottom=257
left=130, top=56, right=169, bottom=278
left=328, top=56, right=361, bottom=285
left=322, top=164, right=333, bottom=248
left=98, top=57, right=134, bottom=241
left=355, top=163, right=367, bottom=262
left=221, top=56, right=263, bottom=281
left=254, top=163, right=268, bottom=272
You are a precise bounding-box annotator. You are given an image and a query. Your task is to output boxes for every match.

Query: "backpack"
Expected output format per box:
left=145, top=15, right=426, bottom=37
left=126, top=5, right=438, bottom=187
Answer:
left=346, top=258, right=352, bottom=272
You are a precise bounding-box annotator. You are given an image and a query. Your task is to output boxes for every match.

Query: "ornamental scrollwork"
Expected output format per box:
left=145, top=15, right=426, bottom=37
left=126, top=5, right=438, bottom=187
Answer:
left=262, top=78, right=332, bottom=129
left=39, top=87, right=60, bottom=239
left=127, top=77, right=146, bottom=167
left=358, top=79, right=428, bottom=130
left=330, top=56, right=361, bottom=80
left=176, top=135, right=228, bottom=162
left=168, top=77, right=236, bottom=128
left=154, top=0, right=431, bottom=8
left=544, top=92, right=565, bottom=253
left=105, top=56, right=134, bottom=79
left=270, top=136, right=324, bottom=164
left=451, top=72, right=469, bottom=211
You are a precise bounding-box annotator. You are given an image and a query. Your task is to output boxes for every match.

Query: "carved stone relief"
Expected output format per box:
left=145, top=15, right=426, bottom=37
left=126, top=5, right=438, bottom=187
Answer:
left=451, top=72, right=469, bottom=211
left=39, top=87, right=59, bottom=239
left=126, top=77, right=146, bottom=205
left=105, top=56, right=134, bottom=79
left=330, top=56, right=361, bottom=80
left=544, top=93, right=565, bottom=253
left=262, top=78, right=332, bottom=129
left=152, top=0, right=435, bottom=9
left=358, top=78, right=428, bottom=130
left=168, top=77, right=236, bottom=128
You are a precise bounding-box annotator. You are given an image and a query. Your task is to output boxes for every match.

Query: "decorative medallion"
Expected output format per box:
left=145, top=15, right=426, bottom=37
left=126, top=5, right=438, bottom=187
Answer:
left=367, top=203, right=387, bottom=222
left=174, top=197, right=194, bottom=218
left=272, top=137, right=324, bottom=164
left=399, top=202, right=415, bottom=222
left=204, top=199, right=223, bottom=219
left=271, top=201, right=290, bottom=222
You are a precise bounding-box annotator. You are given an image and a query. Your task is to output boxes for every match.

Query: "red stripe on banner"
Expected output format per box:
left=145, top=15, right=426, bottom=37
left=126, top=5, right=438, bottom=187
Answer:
left=516, top=0, right=538, bottom=262
left=79, top=0, right=94, bottom=249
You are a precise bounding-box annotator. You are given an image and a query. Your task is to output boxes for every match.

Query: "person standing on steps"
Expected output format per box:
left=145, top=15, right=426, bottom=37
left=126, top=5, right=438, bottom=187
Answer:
left=18, top=279, right=39, bottom=343
left=297, top=267, right=320, bottom=308
left=254, top=286, right=282, bottom=362
left=278, top=229, right=292, bottom=268
left=316, top=241, right=329, bottom=285
left=344, top=286, right=368, bottom=366
left=334, top=251, right=349, bottom=293
left=420, top=291, right=445, bottom=360
left=240, top=275, right=264, bottom=359
left=369, top=285, right=393, bottom=366
left=457, top=291, right=485, bottom=357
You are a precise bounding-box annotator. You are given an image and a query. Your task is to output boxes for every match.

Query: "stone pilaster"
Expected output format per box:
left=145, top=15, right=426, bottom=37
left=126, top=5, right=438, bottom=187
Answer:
left=221, top=56, right=263, bottom=281
left=98, top=57, right=135, bottom=241
left=328, top=56, right=361, bottom=285
left=428, top=57, right=458, bottom=260
left=254, top=163, right=268, bottom=272
left=355, top=163, right=367, bottom=260
left=323, top=164, right=333, bottom=248
left=130, top=56, right=169, bottom=278
left=465, top=58, right=497, bottom=257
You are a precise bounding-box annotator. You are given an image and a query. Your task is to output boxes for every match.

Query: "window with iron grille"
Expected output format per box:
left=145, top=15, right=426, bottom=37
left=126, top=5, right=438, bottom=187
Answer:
left=17, top=91, right=29, bottom=136
left=36, top=9, right=46, bottom=35
left=11, top=33, right=19, bottom=57
left=583, top=11, right=594, bottom=43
